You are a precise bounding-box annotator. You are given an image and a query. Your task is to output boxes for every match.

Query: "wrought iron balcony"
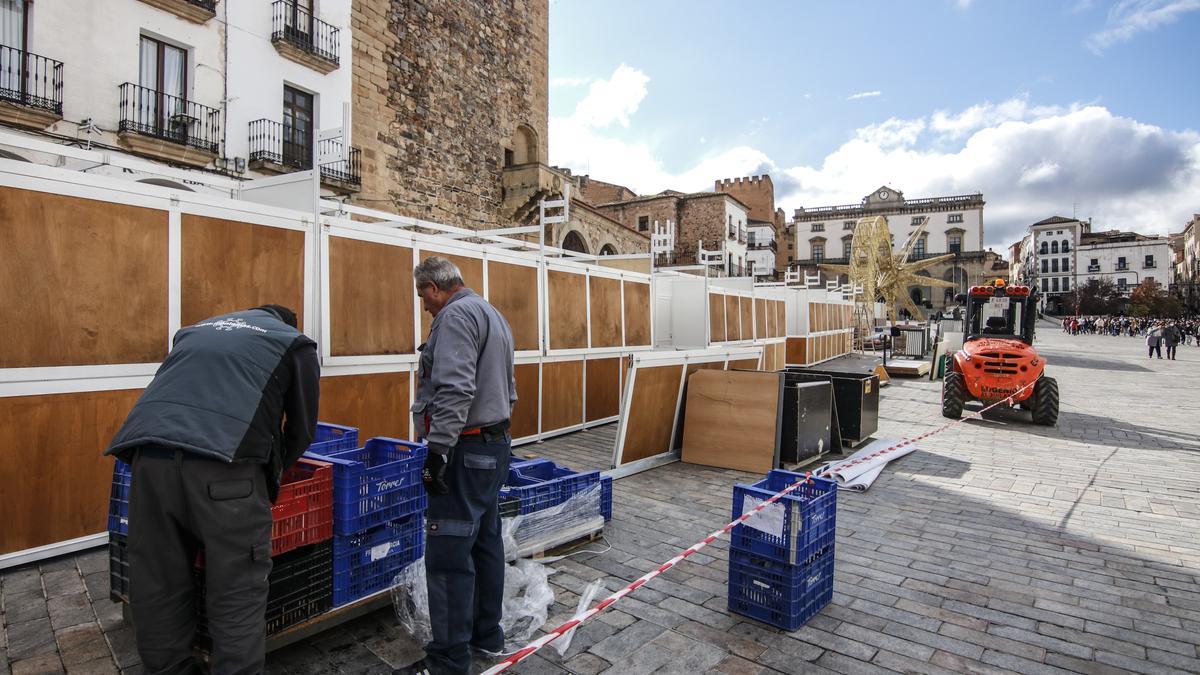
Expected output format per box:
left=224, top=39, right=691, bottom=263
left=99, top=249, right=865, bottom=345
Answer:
left=748, top=237, right=777, bottom=252
left=271, top=0, right=340, bottom=72
left=138, top=0, right=217, bottom=24
left=1143, top=262, right=1156, bottom=269
left=249, top=118, right=360, bottom=189
left=118, top=83, right=219, bottom=160
left=0, top=45, right=63, bottom=124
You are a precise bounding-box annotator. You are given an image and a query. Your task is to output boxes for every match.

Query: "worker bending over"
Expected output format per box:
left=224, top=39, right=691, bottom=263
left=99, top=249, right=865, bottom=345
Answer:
left=397, top=257, right=517, bottom=675
left=106, top=305, right=319, bottom=675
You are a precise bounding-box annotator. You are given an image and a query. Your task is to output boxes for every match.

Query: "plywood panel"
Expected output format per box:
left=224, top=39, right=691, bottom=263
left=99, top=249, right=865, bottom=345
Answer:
left=681, top=370, right=781, bottom=474
left=511, top=363, right=540, bottom=439
left=182, top=215, right=305, bottom=329
left=619, top=364, right=683, bottom=464
left=672, top=360, right=729, bottom=449
left=0, top=187, right=168, bottom=367
left=0, top=389, right=142, bottom=554
left=488, top=262, right=539, bottom=352
left=419, top=253, right=484, bottom=340
left=623, top=280, right=651, bottom=346
left=548, top=270, right=588, bottom=349
left=588, top=276, right=622, bottom=348
left=755, top=299, right=767, bottom=341
left=708, top=293, right=725, bottom=343
left=740, top=297, right=753, bottom=342
left=729, top=357, right=760, bottom=371
left=329, top=237, right=414, bottom=356
left=319, top=371, right=410, bottom=443
left=542, top=360, right=584, bottom=432
left=725, top=295, right=741, bottom=341
left=786, top=337, right=807, bottom=365
left=586, top=357, right=620, bottom=421
left=776, top=301, right=787, bottom=338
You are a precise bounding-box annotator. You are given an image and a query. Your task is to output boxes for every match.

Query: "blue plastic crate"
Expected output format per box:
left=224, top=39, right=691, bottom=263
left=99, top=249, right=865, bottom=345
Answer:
left=727, top=545, right=835, bottom=631
left=308, top=437, right=427, bottom=536
left=107, top=460, right=132, bottom=535
left=601, top=475, right=613, bottom=522
left=730, top=470, right=837, bottom=566
left=499, top=461, right=602, bottom=516
left=307, top=422, right=359, bottom=456
left=332, top=514, right=424, bottom=607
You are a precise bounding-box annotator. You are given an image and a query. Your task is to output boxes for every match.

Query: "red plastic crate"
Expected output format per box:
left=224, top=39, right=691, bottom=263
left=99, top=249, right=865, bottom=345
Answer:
left=271, top=458, right=333, bottom=556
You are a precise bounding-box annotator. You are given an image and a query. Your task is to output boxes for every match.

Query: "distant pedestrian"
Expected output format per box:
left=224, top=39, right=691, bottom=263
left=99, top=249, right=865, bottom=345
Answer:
left=1146, top=325, right=1163, bottom=359
left=1163, top=322, right=1180, bottom=360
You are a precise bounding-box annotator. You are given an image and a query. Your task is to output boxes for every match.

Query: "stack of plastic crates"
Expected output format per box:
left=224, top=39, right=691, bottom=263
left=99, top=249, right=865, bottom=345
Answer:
left=306, top=436, right=427, bottom=607
left=499, top=458, right=611, bottom=522
left=727, top=469, right=837, bottom=631
left=106, top=447, right=337, bottom=633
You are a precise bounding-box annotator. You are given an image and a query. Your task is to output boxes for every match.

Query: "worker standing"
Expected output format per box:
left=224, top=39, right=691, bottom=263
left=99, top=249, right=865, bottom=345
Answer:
left=106, top=305, right=319, bottom=675
left=397, top=257, right=517, bottom=675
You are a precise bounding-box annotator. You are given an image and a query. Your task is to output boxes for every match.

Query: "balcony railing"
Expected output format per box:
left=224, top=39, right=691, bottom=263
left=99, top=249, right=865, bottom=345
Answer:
left=0, top=45, right=63, bottom=115
left=184, top=0, right=217, bottom=9
left=118, top=83, right=219, bottom=153
left=1087, top=265, right=1100, bottom=272
left=249, top=118, right=360, bottom=187
left=1144, top=262, right=1156, bottom=269
left=272, top=0, right=340, bottom=65
left=748, top=238, right=777, bottom=252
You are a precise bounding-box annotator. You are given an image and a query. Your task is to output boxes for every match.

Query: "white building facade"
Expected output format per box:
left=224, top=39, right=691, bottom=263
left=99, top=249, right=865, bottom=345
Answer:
left=1012, top=216, right=1174, bottom=313
left=790, top=186, right=984, bottom=262
left=0, top=0, right=354, bottom=194
left=745, top=221, right=776, bottom=280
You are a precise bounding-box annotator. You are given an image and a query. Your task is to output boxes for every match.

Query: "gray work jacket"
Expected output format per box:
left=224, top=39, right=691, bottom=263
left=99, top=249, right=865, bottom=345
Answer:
left=412, top=288, right=516, bottom=452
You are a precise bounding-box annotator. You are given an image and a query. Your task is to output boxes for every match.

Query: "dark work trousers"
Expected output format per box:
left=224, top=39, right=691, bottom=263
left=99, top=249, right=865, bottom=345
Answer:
left=423, top=431, right=512, bottom=674
left=1167, top=345, right=1177, bottom=359
left=1149, top=344, right=1162, bottom=358
left=128, top=447, right=273, bottom=675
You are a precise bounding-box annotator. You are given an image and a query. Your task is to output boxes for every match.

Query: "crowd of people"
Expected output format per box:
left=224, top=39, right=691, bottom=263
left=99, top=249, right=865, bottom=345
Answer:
left=1061, top=315, right=1200, bottom=360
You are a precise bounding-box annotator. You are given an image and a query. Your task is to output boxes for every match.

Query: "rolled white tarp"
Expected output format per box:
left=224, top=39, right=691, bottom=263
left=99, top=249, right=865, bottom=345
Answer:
left=813, top=438, right=916, bottom=491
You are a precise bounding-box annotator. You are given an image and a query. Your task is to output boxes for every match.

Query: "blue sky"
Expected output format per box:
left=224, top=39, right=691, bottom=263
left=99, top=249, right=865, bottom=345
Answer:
left=547, top=0, right=1200, bottom=249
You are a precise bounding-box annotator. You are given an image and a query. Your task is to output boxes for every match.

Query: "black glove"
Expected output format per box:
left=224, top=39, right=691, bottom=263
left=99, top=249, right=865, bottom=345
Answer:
left=422, top=444, right=450, bottom=495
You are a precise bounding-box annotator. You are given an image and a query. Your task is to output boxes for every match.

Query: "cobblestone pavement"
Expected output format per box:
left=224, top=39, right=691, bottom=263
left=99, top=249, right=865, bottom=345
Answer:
left=3, top=325, right=1198, bottom=674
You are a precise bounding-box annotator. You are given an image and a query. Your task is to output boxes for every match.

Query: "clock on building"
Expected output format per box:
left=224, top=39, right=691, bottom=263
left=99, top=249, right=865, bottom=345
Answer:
left=878, top=190, right=889, bottom=200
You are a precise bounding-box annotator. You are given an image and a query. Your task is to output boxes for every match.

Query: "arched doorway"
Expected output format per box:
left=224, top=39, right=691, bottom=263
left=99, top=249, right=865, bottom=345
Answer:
left=562, top=230, right=589, bottom=254
left=511, top=124, right=539, bottom=165
left=910, top=288, right=924, bottom=306
left=599, top=244, right=617, bottom=256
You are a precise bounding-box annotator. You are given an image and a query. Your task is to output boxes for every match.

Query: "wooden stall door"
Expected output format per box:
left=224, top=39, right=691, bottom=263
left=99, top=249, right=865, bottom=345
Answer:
left=755, top=299, right=767, bottom=341
left=547, top=270, right=588, bottom=350
left=681, top=370, right=781, bottom=474
left=585, top=357, right=620, bottom=422
left=182, top=215, right=305, bottom=328
left=1, top=187, right=168, bottom=367
left=786, top=337, right=808, bottom=365
left=0, top=389, right=143, bottom=554
left=671, top=360, right=728, bottom=449
left=776, top=301, right=787, bottom=338
left=622, top=280, right=651, bottom=346
left=617, top=364, right=683, bottom=464
left=739, top=297, right=753, bottom=342
left=708, top=293, right=726, bottom=343
left=510, top=363, right=540, bottom=439
left=487, top=262, right=539, bottom=352
left=541, top=360, right=584, bottom=433
left=319, top=371, right=410, bottom=442
left=588, top=276, right=622, bottom=348
left=329, top=237, right=414, bottom=356
left=725, top=295, right=741, bottom=341
left=419, top=253, right=483, bottom=341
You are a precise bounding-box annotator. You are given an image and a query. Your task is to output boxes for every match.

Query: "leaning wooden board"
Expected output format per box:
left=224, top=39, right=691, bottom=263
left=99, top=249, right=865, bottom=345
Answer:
left=680, top=370, right=783, bottom=473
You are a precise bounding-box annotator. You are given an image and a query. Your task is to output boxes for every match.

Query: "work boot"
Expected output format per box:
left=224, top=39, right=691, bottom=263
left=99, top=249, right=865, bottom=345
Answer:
left=393, top=658, right=433, bottom=675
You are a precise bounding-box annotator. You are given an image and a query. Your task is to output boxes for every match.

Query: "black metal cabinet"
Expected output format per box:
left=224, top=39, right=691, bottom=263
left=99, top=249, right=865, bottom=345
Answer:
left=786, top=368, right=879, bottom=447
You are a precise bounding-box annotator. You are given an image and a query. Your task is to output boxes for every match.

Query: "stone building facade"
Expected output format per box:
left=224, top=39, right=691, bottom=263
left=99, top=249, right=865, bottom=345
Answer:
left=714, top=175, right=788, bottom=276
left=551, top=198, right=650, bottom=257
left=351, top=0, right=551, bottom=229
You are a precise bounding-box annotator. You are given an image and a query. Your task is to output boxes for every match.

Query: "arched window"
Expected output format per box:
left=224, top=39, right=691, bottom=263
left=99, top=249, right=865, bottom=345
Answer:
left=562, top=230, right=589, bottom=254
left=1040, top=241, right=1048, bottom=254
left=1051, top=241, right=1059, bottom=254
left=1062, top=241, right=1070, bottom=253
left=599, top=244, right=617, bottom=256
left=509, top=124, right=539, bottom=165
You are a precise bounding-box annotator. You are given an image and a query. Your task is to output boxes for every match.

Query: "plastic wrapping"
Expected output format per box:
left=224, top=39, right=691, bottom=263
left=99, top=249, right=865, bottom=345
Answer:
left=391, top=558, right=556, bottom=651
left=552, top=578, right=603, bottom=657
left=502, top=482, right=604, bottom=561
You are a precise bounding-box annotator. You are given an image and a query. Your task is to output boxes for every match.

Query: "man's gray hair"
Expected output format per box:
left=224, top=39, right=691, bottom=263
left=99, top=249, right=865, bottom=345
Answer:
left=414, top=256, right=465, bottom=291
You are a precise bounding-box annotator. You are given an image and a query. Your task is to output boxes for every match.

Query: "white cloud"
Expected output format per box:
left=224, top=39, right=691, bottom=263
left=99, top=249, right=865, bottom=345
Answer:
left=571, top=64, right=649, bottom=128
left=847, top=91, right=882, bottom=101
left=551, top=76, right=591, bottom=88
left=956, top=0, right=974, bottom=8
left=552, top=85, right=1200, bottom=251
left=1087, top=0, right=1200, bottom=53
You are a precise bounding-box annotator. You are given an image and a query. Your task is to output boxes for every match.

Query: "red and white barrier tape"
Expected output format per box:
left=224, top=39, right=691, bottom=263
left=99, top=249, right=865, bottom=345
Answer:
left=482, top=380, right=1037, bottom=674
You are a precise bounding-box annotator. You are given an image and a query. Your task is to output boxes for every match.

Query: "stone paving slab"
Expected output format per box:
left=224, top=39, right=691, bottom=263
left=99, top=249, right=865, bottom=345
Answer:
left=2, top=326, right=1199, bottom=673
